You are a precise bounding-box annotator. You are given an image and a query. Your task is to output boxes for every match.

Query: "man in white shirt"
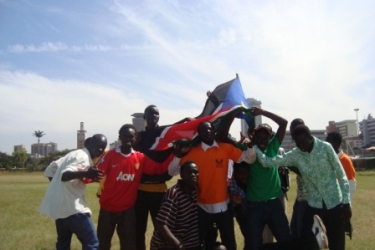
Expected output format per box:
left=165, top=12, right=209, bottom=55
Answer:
left=39, top=134, right=107, bottom=250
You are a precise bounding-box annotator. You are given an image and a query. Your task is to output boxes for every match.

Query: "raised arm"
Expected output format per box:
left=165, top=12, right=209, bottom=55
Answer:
left=251, top=107, right=288, bottom=143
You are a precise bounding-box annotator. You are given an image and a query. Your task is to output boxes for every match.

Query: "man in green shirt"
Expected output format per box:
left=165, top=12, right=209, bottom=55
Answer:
left=245, top=107, right=291, bottom=250
left=254, top=125, right=351, bottom=250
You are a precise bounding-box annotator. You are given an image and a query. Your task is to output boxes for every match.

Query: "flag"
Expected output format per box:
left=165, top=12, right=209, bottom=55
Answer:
left=197, top=76, right=249, bottom=116
left=150, top=106, right=251, bottom=151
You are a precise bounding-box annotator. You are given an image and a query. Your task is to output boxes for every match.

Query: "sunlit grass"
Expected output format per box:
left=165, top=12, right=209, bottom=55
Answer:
left=0, top=171, right=374, bottom=249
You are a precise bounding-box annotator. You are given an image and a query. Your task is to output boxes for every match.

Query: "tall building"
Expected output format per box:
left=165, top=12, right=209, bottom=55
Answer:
left=14, top=145, right=26, bottom=153
left=240, top=98, right=262, bottom=135
left=132, top=113, right=145, bottom=132
left=77, top=122, right=87, bottom=149
left=326, top=120, right=357, bottom=137
left=359, top=116, right=375, bottom=147
left=31, top=142, right=58, bottom=157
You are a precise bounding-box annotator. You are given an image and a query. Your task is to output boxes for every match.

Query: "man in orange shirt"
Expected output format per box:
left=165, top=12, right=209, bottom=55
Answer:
left=326, top=132, right=356, bottom=239
left=169, top=121, right=256, bottom=250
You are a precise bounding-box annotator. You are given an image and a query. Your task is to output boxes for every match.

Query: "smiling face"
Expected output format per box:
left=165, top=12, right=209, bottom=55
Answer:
left=254, top=129, right=272, bottom=151
left=119, top=126, right=137, bottom=152
left=180, top=161, right=199, bottom=189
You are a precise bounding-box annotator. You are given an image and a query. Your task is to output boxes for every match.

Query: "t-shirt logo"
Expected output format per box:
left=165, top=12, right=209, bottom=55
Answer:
left=134, top=162, right=140, bottom=170
left=215, top=158, right=224, bottom=168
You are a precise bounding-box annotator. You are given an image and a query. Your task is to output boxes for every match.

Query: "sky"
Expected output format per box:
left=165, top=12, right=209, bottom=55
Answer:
left=0, top=0, right=374, bottom=155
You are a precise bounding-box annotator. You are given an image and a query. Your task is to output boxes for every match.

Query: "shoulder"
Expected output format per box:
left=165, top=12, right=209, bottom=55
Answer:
left=165, top=183, right=182, bottom=200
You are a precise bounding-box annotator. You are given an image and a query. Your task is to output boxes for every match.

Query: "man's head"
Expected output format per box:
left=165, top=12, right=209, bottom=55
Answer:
left=144, top=105, right=159, bottom=128
left=293, top=125, right=313, bottom=153
left=119, top=124, right=137, bottom=150
left=326, top=132, right=342, bottom=153
left=85, top=134, right=107, bottom=159
left=254, top=124, right=272, bottom=151
left=180, top=160, right=199, bottom=189
left=198, top=122, right=215, bottom=145
left=290, top=118, right=305, bottom=139
left=233, top=162, right=249, bottom=186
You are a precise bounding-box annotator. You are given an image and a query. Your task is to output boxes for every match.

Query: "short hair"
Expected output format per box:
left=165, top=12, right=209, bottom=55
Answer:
left=143, top=105, right=157, bottom=119
left=180, top=160, right=197, bottom=173
left=293, top=124, right=311, bottom=138
left=119, top=124, right=137, bottom=136
left=84, top=137, right=92, bottom=147
left=326, top=132, right=342, bottom=145
left=290, top=118, right=305, bottom=135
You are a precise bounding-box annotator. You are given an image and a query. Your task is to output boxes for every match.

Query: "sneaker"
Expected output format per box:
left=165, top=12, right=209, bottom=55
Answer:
left=312, top=215, right=329, bottom=249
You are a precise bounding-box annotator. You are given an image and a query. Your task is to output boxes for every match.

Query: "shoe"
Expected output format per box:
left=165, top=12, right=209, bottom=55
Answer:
left=345, top=221, right=353, bottom=240
left=312, top=215, right=329, bottom=249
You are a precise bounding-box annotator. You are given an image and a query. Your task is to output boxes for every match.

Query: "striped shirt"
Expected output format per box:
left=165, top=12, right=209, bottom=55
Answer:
left=150, top=180, right=199, bottom=249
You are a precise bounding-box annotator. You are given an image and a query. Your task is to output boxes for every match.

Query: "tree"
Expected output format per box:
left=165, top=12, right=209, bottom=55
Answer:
left=33, top=130, right=45, bottom=144
left=12, top=150, right=28, bottom=168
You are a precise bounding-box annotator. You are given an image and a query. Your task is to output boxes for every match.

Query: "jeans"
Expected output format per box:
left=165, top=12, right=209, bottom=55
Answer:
left=135, top=190, right=165, bottom=250
left=97, top=207, right=136, bottom=250
left=55, top=213, right=98, bottom=250
left=245, top=198, right=291, bottom=250
left=198, top=206, right=236, bottom=250
left=290, top=199, right=308, bottom=239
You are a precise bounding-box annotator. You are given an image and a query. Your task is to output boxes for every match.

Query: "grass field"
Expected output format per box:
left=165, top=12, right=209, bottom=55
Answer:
left=1, top=170, right=375, bottom=250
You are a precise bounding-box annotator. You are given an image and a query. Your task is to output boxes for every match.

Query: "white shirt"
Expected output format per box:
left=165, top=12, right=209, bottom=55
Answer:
left=39, top=148, right=93, bottom=220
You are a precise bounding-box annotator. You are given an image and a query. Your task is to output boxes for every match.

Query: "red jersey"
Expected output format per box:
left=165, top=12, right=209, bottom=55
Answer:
left=97, top=147, right=172, bottom=212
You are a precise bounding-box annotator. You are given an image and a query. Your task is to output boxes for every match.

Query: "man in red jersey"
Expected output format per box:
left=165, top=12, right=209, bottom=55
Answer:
left=96, top=124, right=174, bottom=250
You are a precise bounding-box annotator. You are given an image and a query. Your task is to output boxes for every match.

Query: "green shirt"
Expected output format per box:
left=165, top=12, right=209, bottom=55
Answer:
left=254, top=136, right=351, bottom=209
left=246, top=136, right=283, bottom=202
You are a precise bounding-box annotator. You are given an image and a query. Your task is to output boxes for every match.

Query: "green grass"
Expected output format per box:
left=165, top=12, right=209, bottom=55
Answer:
left=0, top=171, right=374, bottom=249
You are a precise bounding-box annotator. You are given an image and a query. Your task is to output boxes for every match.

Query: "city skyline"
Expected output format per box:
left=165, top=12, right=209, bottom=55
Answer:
left=1, top=0, right=374, bottom=154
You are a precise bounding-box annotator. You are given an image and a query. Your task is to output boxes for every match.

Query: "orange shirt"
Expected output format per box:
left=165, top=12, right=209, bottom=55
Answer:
left=181, top=142, right=243, bottom=204
left=339, top=152, right=356, bottom=180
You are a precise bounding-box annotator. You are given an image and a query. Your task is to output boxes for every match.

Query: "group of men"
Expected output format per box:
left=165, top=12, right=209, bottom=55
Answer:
left=39, top=104, right=355, bottom=250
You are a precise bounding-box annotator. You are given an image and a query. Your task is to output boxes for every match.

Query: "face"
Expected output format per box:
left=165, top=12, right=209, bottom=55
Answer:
left=233, top=167, right=249, bottom=186
left=119, top=128, right=137, bottom=149
left=144, top=106, right=159, bottom=127
left=92, top=143, right=106, bottom=158
left=295, top=134, right=313, bottom=152
left=326, top=137, right=340, bottom=153
left=198, top=122, right=215, bottom=144
left=254, top=130, right=271, bottom=151
left=180, top=163, right=199, bottom=188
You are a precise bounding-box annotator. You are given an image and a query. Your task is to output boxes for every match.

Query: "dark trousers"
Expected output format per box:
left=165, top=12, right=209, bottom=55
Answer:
left=302, top=204, right=345, bottom=250
left=135, top=190, right=165, bottom=250
left=198, top=206, right=236, bottom=250
left=97, top=207, right=136, bottom=250
left=290, top=200, right=308, bottom=239
left=245, top=198, right=292, bottom=250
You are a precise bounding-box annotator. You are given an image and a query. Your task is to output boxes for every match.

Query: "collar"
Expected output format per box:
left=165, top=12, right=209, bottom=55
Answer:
left=201, top=140, right=219, bottom=152
left=115, top=146, right=135, bottom=157
left=337, top=149, right=343, bottom=158
left=82, top=148, right=94, bottom=166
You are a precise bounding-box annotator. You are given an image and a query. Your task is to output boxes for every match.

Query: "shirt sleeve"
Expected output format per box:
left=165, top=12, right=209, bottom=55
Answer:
left=141, top=153, right=174, bottom=175
left=237, top=147, right=256, bottom=164
left=327, top=145, right=351, bottom=204
left=254, top=145, right=295, bottom=168
left=168, top=157, right=182, bottom=176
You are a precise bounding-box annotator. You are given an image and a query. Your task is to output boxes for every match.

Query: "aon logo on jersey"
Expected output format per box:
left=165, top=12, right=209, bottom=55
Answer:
left=116, top=172, right=135, bottom=181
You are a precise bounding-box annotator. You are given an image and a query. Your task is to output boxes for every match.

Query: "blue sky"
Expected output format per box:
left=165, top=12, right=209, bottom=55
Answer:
left=1, top=0, right=374, bottom=154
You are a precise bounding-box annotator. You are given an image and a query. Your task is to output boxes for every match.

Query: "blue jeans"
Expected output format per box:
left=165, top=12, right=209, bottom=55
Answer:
left=55, top=213, right=98, bottom=250
left=245, top=198, right=291, bottom=250
left=290, top=199, right=308, bottom=239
